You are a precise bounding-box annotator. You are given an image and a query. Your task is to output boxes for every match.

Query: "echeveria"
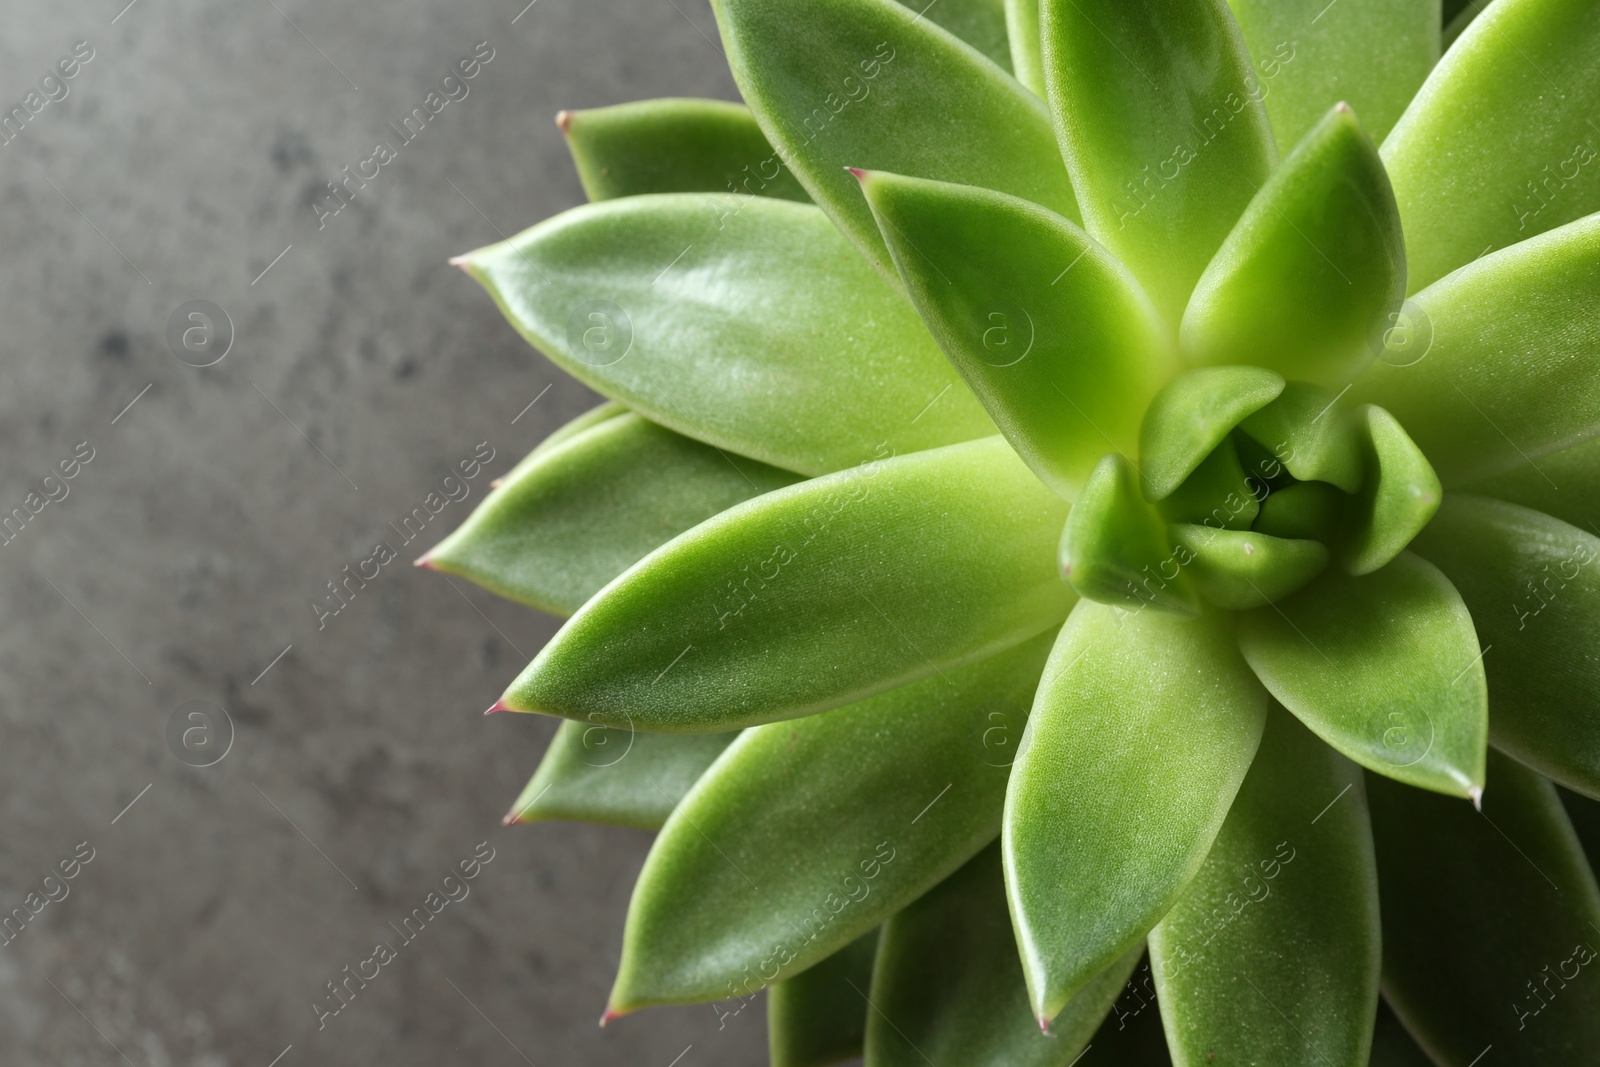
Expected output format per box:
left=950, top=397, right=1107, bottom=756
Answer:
left=424, top=0, right=1600, bottom=1062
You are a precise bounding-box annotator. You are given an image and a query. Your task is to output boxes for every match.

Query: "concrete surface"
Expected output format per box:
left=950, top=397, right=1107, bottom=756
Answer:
left=0, top=1, right=771, bottom=1063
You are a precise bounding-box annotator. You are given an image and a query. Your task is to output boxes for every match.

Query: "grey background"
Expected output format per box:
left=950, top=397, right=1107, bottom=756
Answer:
left=0, top=0, right=769, bottom=1063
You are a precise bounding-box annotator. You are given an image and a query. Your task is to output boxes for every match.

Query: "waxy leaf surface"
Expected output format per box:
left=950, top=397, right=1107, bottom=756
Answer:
left=712, top=0, right=1077, bottom=279
left=504, top=437, right=1071, bottom=732
left=1062, top=455, right=1197, bottom=615
left=1167, top=525, right=1329, bottom=610
left=425, top=413, right=799, bottom=616
left=462, top=195, right=993, bottom=476
left=893, top=0, right=1012, bottom=70
left=508, top=720, right=738, bottom=830
left=1149, top=707, right=1380, bottom=1067
left=1383, top=0, right=1600, bottom=290
left=1005, top=602, right=1267, bottom=1023
left=495, top=401, right=628, bottom=489
left=1140, top=367, right=1284, bottom=501
left=1350, top=214, right=1600, bottom=485
left=1004, top=0, right=1045, bottom=95
left=1237, top=553, right=1487, bottom=798
left=560, top=98, right=810, bottom=203
left=1237, top=382, right=1364, bottom=493
left=609, top=635, right=1053, bottom=1010
left=868, top=842, right=1139, bottom=1067
left=1183, top=105, right=1405, bottom=388
left=1224, top=0, right=1436, bottom=146
left=1041, top=0, right=1276, bottom=322
left=860, top=171, right=1172, bottom=499
left=1157, top=437, right=1258, bottom=531
left=1463, top=435, right=1600, bottom=532
left=1342, top=405, right=1441, bottom=576
left=1412, top=495, right=1600, bottom=799
left=768, top=932, right=876, bottom=1067
left=1370, top=750, right=1600, bottom=1065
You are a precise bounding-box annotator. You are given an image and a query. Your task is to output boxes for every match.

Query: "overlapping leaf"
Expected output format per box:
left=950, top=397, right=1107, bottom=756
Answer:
left=859, top=171, right=1173, bottom=499
left=424, top=413, right=799, bottom=616
left=1149, top=707, right=1380, bottom=1067
left=459, top=195, right=994, bottom=476
left=608, top=634, right=1053, bottom=1011
left=1236, top=553, right=1487, bottom=798
left=1005, top=602, right=1267, bottom=1024
left=768, top=932, right=876, bottom=1067
left=711, top=0, right=1077, bottom=279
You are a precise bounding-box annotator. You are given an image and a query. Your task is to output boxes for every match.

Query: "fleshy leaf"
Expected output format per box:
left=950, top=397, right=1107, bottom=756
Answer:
left=1236, top=552, right=1487, bottom=798
left=711, top=0, right=1077, bottom=280
left=608, top=635, right=1053, bottom=1011
left=1461, top=436, right=1600, bottom=533
left=1005, top=602, right=1268, bottom=1023
left=559, top=98, right=810, bottom=203
left=1149, top=706, right=1379, bottom=1067
left=768, top=931, right=876, bottom=1067
left=1349, top=213, right=1600, bottom=486
left=1157, top=437, right=1258, bottom=531
left=1167, top=525, right=1329, bottom=610
left=1080, top=967, right=1174, bottom=1065
left=1140, top=367, right=1285, bottom=501
left=1411, top=494, right=1600, bottom=799
left=503, top=437, right=1071, bottom=732
left=1182, top=104, right=1405, bottom=388
left=1382, top=0, right=1600, bottom=290
left=1004, top=0, right=1045, bottom=95
left=867, top=842, right=1140, bottom=1066
left=1253, top=480, right=1348, bottom=543
left=506, top=720, right=738, bottom=830
left=1370, top=749, right=1600, bottom=1064
left=1224, top=1, right=1437, bottom=146
left=894, top=0, right=1013, bottom=70
left=460, top=195, right=994, bottom=476
left=1342, top=405, right=1441, bottom=576
left=424, top=413, right=800, bottom=616
left=494, top=402, right=628, bottom=490
left=1061, top=455, right=1198, bottom=616
left=1237, top=382, right=1364, bottom=492
left=1040, top=0, right=1276, bottom=322
left=858, top=171, right=1173, bottom=499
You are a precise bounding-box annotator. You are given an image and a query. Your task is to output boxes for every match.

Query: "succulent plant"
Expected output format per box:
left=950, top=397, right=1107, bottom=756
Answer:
left=421, top=0, right=1600, bottom=1062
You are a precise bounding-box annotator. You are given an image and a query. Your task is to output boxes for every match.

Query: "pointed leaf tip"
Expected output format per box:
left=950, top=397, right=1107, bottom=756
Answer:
left=412, top=553, right=434, bottom=569
left=484, top=699, right=509, bottom=716
left=555, top=109, right=571, bottom=133
left=846, top=166, right=868, bottom=181
left=1469, top=785, right=1483, bottom=812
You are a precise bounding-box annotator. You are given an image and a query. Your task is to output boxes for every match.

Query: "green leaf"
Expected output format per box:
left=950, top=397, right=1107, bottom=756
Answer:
left=1149, top=706, right=1380, bottom=1067
left=1167, top=525, right=1329, bottom=610
left=506, top=720, right=738, bottom=830
left=1252, top=480, right=1349, bottom=543
left=1460, top=436, right=1600, bottom=533
left=1382, top=0, right=1600, bottom=291
left=1342, top=405, right=1441, bottom=576
left=867, top=841, right=1140, bottom=1067
left=711, top=0, right=1077, bottom=280
left=1182, top=104, right=1406, bottom=388
left=768, top=931, right=876, bottom=1067
left=1237, top=382, right=1364, bottom=493
left=1140, top=367, right=1285, bottom=501
left=1224, top=1, right=1437, bottom=146
left=1410, top=494, right=1600, bottom=799
left=494, top=401, right=628, bottom=489
left=424, top=413, right=800, bottom=616
left=460, top=195, right=995, bottom=476
left=1079, top=966, right=1174, bottom=1065
left=1349, top=213, right=1600, bottom=486
left=1061, top=455, right=1199, bottom=616
left=857, top=171, right=1174, bottom=499
left=893, top=0, right=1012, bottom=70
left=1369, top=1002, right=1436, bottom=1067
left=1236, top=552, right=1487, bottom=798
left=1004, top=0, right=1045, bottom=95
left=1443, top=0, right=1488, bottom=47
left=608, top=634, right=1054, bottom=1011
left=559, top=98, right=810, bottom=203
left=1040, top=0, right=1277, bottom=322
left=1369, top=749, right=1600, bottom=1066
left=503, top=437, right=1072, bottom=732
left=1005, top=602, right=1268, bottom=1023
left=1157, top=437, right=1259, bottom=531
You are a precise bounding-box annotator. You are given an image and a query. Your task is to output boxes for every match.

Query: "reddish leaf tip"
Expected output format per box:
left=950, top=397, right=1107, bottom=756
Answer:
left=556, top=110, right=572, bottom=134
left=413, top=553, right=435, bottom=569
left=846, top=166, right=868, bottom=181
left=448, top=254, right=472, bottom=270
left=484, top=699, right=510, bottom=716
left=599, top=1004, right=625, bottom=1027
left=1037, top=1015, right=1052, bottom=1035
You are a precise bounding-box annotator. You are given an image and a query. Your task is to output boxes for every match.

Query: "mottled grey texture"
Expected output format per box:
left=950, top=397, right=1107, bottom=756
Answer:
left=0, top=1, right=770, bottom=1062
